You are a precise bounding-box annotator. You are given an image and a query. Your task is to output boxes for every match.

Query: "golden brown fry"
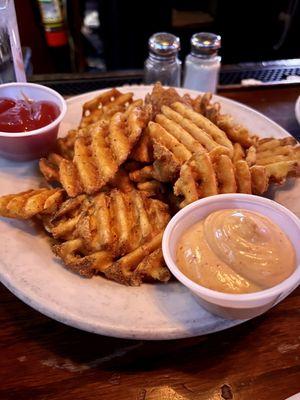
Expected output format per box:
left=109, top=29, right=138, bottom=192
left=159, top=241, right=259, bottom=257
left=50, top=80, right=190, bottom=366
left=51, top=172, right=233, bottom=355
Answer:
left=42, top=194, right=89, bottom=240
left=104, top=232, right=163, bottom=285
left=144, top=82, right=192, bottom=118
left=193, top=92, right=212, bottom=114
left=130, top=127, right=153, bottom=163
left=39, top=153, right=63, bottom=182
left=0, top=189, right=64, bottom=219
left=250, top=165, right=270, bottom=194
left=160, top=103, right=222, bottom=153
left=265, top=160, right=299, bottom=183
left=208, top=146, right=232, bottom=163
left=215, top=155, right=237, bottom=193
left=256, top=154, right=299, bottom=166
left=56, top=129, right=77, bottom=159
left=152, top=141, right=181, bottom=182
left=256, top=137, right=297, bottom=152
left=49, top=190, right=170, bottom=285
left=246, top=145, right=257, bottom=166
left=40, top=105, right=149, bottom=197
left=80, top=89, right=134, bottom=127
left=217, top=114, right=253, bottom=148
left=193, top=93, right=253, bottom=148
left=174, top=152, right=218, bottom=208
left=158, top=107, right=205, bottom=153
left=53, top=238, right=113, bottom=277
left=173, top=163, right=198, bottom=208
left=235, top=160, right=252, bottom=194
left=171, top=102, right=234, bottom=156
left=149, top=121, right=192, bottom=163
left=232, top=143, right=245, bottom=164
left=130, top=248, right=170, bottom=286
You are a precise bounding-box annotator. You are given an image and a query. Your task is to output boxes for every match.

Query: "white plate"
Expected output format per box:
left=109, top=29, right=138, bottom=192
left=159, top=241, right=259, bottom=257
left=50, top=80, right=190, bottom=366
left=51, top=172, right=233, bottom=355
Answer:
left=295, top=95, right=300, bottom=125
left=0, top=85, right=299, bottom=340
left=285, top=394, right=300, bottom=400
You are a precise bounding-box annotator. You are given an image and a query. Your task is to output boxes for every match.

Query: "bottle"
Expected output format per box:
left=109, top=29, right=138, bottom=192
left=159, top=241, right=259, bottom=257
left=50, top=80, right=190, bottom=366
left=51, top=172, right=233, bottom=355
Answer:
left=183, top=32, right=221, bottom=93
left=0, top=0, right=26, bottom=83
left=37, top=0, right=71, bottom=72
left=144, top=32, right=181, bottom=86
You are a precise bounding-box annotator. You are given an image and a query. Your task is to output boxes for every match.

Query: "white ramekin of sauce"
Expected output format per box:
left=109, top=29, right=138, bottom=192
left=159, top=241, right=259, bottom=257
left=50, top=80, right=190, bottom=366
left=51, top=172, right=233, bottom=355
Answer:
left=162, top=194, right=300, bottom=320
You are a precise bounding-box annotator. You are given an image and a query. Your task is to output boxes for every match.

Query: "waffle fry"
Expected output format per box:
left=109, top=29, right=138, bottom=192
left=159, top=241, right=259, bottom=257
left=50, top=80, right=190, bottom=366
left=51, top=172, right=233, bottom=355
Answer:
left=215, top=155, right=237, bottom=193
left=40, top=104, right=150, bottom=197
left=174, top=152, right=218, bottom=208
left=149, top=121, right=192, bottom=163
left=104, top=233, right=170, bottom=285
left=53, top=89, right=137, bottom=160
left=254, top=137, right=300, bottom=166
left=160, top=104, right=229, bottom=155
left=130, top=127, right=153, bottom=163
left=145, top=81, right=192, bottom=118
left=51, top=190, right=170, bottom=284
left=193, top=92, right=254, bottom=148
left=42, top=195, right=89, bottom=240
left=264, top=160, right=299, bottom=183
left=232, top=142, right=246, bottom=163
left=171, top=102, right=234, bottom=156
left=235, top=160, right=252, bottom=194
left=173, top=149, right=300, bottom=207
left=256, top=137, right=297, bottom=152
left=0, top=189, right=64, bottom=219
left=156, top=109, right=205, bottom=153
left=56, top=129, right=77, bottom=160
left=80, top=88, right=134, bottom=127
left=245, top=145, right=257, bottom=166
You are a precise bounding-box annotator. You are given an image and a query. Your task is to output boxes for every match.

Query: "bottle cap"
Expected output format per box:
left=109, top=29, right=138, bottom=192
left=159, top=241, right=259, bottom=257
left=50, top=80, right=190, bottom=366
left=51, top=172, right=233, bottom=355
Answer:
left=149, top=32, right=180, bottom=57
left=191, top=32, right=221, bottom=57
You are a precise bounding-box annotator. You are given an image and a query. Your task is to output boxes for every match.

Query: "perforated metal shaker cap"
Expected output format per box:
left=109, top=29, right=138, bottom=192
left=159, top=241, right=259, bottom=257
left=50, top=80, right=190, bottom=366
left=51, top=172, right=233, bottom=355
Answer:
left=191, top=32, right=221, bottom=56
left=149, top=32, right=180, bottom=56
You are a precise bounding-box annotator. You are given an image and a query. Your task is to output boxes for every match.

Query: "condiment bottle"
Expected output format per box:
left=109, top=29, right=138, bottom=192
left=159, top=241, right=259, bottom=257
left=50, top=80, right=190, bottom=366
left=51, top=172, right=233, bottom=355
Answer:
left=144, top=32, right=181, bottom=86
left=183, top=32, right=221, bottom=93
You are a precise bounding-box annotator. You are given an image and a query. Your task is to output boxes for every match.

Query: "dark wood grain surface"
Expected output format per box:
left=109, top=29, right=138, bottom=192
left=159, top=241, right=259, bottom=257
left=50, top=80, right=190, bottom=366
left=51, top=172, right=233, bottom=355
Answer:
left=1, top=84, right=300, bottom=400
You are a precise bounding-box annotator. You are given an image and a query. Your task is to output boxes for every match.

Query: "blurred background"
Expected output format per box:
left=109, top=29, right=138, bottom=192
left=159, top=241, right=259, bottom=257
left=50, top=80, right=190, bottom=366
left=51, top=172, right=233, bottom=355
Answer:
left=15, top=0, right=300, bottom=87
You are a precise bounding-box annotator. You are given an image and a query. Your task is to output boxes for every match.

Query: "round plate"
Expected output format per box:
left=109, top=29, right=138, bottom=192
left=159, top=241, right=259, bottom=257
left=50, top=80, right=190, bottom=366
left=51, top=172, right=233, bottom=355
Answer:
left=0, top=85, right=299, bottom=340
left=295, top=95, right=300, bottom=126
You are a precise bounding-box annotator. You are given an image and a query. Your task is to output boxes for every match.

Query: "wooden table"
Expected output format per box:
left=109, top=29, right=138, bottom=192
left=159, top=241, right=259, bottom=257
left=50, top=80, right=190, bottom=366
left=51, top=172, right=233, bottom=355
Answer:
left=1, top=84, right=300, bottom=400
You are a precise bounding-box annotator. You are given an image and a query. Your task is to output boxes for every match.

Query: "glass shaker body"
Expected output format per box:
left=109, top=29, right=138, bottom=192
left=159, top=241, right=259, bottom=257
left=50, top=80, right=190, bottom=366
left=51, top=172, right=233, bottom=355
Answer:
left=144, top=32, right=181, bottom=87
left=183, top=32, right=221, bottom=93
left=0, top=0, right=26, bottom=83
left=183, top=54, right=221, bottom=93
left=144, top=54, right=181, bottom=86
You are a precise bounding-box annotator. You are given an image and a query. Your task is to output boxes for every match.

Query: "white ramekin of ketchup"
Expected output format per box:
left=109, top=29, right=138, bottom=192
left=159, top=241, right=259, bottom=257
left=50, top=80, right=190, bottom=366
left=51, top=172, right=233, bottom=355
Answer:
left=0, top=82, right=67, bottom=161
left=162, top=194, right=300, bottom=320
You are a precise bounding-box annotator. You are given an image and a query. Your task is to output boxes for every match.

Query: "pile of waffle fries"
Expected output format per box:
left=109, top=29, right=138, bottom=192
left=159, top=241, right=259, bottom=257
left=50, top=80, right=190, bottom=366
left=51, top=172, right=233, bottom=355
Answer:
left=0, top=83, right=299, bottom=285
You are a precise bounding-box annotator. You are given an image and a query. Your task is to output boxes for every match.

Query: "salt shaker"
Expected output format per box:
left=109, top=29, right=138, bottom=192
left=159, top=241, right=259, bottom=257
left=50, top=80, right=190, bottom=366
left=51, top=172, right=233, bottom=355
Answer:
left=183, top=32, right=221, bottom=92
left=144, top=32, right=181, bottom=86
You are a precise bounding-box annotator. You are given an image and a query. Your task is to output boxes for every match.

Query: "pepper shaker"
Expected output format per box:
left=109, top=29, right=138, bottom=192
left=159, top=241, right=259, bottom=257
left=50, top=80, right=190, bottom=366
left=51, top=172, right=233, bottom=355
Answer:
left=183, top=32, right=221, bottom=93
left=144, top=32, right=181, bottom=86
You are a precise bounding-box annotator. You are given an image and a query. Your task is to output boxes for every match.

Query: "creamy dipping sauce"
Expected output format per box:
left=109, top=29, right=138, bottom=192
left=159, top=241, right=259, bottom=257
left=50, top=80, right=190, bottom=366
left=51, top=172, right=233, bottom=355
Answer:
left=176, top=209, right=296, bottom=294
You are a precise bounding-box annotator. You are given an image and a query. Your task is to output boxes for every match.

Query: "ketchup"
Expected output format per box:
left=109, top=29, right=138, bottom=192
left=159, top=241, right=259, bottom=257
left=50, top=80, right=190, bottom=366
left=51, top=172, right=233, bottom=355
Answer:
left=0, top=97, right=60, bottom=133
